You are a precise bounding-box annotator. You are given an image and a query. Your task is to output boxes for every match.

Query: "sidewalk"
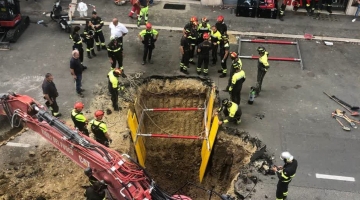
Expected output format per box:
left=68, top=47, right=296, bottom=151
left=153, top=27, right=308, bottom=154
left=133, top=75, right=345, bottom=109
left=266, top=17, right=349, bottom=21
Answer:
left=65, top=0, right=360, bottom=39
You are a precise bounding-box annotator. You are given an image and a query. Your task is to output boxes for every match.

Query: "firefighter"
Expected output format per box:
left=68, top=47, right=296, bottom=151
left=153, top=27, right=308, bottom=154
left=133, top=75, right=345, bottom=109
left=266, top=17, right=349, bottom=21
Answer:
left=137, top=0, right=149, bottom=27
left=71, top=102, right=89, bottom=136
left=107, top=37, right=126, bottom=75
left=255, top=46, right=269, bottom=97
left=215, top=99, right=242, bottom=125
left=197, top=17, right=211, bottom=55
left=215, top=15, right=227, bottom=55
left=210, top=26, right=222, bottom=65
left=91, top=11, right=106, bottom=51
left=138, top=23, right=158, bottom=65
left=271, top=152, right=298, bottom=200
left=218, top=34, right=230, bottom=78
left=89, top=110, right=113, bottom=147
left=228, top=68, right=246, bottom=105
left=108, top=68, right=123, bottom=111
left=180, top=29, right=191, bottom=75
left=279, top=1, right=286, bottom=21
left=184, top=16, right=198, bottom=65
left=196, top=32, right=212, bottom=76
left=83, top=20, right=97, bottom=59
left=84, top=180, right=106, bottom=200
left=70, top=26, right=85, bottom=67
left=225, top=52, right=242, bottom=91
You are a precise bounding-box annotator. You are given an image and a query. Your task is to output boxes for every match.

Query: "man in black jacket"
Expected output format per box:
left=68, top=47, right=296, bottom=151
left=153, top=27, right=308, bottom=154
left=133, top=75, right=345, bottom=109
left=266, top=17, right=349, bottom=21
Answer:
left=70, top=50, right=85, bottom=98
left=91, top=11, right=106, bottom=51
left=42, top=73, right=61, bottom=117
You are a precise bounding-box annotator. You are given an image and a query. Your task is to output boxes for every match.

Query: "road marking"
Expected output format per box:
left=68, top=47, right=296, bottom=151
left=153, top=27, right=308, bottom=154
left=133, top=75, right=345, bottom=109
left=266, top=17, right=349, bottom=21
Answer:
left=316, top=173, right=355, bottom=182
left=6, top=142, right=31, bottom=148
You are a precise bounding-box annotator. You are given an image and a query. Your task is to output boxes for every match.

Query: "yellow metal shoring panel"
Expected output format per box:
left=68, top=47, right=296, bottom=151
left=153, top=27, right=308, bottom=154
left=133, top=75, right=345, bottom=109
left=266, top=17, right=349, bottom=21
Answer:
left=199, top=115, right=219, bottom=183
left=206, top=88, right=215, bottom=131
left=127, top=110, right=146, bottom=168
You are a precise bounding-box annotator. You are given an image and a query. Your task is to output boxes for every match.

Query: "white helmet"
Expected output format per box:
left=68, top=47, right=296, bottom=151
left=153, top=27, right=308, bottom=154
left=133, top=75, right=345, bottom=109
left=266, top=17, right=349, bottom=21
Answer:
left=280, top=152, right=293, bottom=161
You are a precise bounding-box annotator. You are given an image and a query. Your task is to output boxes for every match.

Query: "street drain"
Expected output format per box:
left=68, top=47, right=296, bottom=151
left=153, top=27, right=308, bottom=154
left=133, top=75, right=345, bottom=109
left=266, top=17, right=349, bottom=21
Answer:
left=130, top=76, right=269, bottom=198
left=163, top=3, right=186, bottom=10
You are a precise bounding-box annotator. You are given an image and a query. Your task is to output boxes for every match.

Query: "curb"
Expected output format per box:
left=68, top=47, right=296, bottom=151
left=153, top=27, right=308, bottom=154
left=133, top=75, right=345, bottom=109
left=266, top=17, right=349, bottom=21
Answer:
left=70, top=20, right=360, bottom=43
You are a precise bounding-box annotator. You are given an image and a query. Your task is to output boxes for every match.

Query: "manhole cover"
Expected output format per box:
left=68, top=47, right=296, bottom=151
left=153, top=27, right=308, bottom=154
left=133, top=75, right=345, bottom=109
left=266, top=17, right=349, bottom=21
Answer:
left=163, top=3, right=186, bottom=10
left=313, top=14, right=338, bottom=21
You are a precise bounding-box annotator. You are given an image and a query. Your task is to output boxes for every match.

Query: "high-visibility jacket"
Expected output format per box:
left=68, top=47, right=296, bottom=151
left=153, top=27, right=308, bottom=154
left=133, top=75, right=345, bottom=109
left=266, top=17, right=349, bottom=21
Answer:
left=139, top=29, right=158, bottom=46
left=210, top=30, right=222, bottom=45
left=197, top=23, right=211, bottom=38
left=217, top=102, right=240, bottom=124
left=258, top=51, right=270, bottom=71
left=108, top=70, right=119, bottom=89
left=71, top=109, right=87, bottom=129
left=107, top=41, right=122, bottom=58
left=229, top=70, right=246, bottom=92
left=70, top=33, right=83, bottom=46
left=89, top=119, right=108, bottom=141
left=277, top=159, right=298, bottom=183
left=232, top=58, right=242, bottom=70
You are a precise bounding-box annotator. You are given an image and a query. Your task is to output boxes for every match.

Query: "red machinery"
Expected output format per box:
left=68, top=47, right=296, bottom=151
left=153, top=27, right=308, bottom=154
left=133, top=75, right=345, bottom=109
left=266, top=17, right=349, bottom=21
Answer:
left=0, top=0, right=30, bottom=49
left=0, top=93, right=192, bottom=200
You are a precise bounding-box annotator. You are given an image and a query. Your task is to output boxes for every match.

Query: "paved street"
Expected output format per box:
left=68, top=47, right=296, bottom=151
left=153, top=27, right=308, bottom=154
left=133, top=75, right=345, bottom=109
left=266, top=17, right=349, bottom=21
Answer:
left=0, top=0, right=359, bottom=199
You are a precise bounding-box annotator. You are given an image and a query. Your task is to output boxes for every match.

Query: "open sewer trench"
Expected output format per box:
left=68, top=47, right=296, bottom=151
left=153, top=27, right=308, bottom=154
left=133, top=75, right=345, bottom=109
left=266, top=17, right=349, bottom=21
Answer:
left=131, top=76, right=270, bottom=199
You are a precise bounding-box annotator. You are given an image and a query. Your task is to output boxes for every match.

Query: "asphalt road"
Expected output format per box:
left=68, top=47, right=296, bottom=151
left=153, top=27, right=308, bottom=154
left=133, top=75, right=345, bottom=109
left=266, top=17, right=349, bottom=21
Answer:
left=0, top=1, right=359, bottom=199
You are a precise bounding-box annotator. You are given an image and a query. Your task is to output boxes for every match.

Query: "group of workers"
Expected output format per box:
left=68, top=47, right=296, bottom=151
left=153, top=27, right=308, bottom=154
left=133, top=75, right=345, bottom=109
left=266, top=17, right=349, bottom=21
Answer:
left=279, top=0, right=333, bottom=21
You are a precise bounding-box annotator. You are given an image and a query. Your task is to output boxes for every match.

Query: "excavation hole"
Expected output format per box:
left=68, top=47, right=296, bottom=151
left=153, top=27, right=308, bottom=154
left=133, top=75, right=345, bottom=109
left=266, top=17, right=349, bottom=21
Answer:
left=163, top=3, right=186, bottom=10
left=133, top=76, right=259, bottom=198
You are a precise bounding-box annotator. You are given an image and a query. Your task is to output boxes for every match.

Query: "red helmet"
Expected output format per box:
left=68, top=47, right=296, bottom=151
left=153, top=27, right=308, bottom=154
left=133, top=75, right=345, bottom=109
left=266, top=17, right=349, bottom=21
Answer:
left=203, top=33, right=210, bottom=40
left=230, top=52, right=238, bottom=59
left=190, top=16, right=198, bottom=22
left=74, top=102, right=84, bottom=109
left=146, top=23, right=152, bottom=29
left=217, top=15, right=224, bottom=22
left=94, top=110, right=104, bottom=117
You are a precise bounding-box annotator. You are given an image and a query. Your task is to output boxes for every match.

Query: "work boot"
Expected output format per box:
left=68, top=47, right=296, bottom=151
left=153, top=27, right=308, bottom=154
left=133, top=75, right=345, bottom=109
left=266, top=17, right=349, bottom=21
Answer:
left=326, top=6, right=332, bottom=14
left=82, top=65, right=87, bottom=71
left=97, top=45, right=101, bottom=51
left=53, top=113, right=62, bottom=118
left=189, top=59, right=196, bottom=65
left=114, top=106, right=120, bottom=111
left=236, top=119, right=242, bottom=124
left=91, top=50, right=97, bottom=57
left=218, top=69, right=223, bottom=73
left=219, top=73, right=226, bottom=78
left=80, top=89, right=85, bottom=92
left=279, top=15, right=284, bottom=21
left=181, top=68, right=189, bottom=75
left=87, top=52, right=92, bottom=59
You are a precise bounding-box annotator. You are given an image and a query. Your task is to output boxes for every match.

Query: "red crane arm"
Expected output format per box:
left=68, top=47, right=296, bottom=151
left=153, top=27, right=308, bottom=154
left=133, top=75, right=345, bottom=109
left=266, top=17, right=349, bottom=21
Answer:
left=0, top=93, right=190, bottom=200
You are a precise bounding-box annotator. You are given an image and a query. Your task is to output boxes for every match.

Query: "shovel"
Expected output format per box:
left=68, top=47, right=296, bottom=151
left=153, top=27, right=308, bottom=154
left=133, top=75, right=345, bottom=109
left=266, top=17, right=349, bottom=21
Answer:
left=324, top=92, right=359, bottom=116
left=334, top=117, right=351, bottom=131
left=334, top=110, right=357, bottom=129
left=331, top=95, right=359, bottom=111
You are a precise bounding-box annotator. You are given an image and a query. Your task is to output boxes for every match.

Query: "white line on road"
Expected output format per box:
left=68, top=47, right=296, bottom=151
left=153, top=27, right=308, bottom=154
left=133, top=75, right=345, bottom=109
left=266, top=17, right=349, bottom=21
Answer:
left=6, top=142, right=31, bottom=148
left=316, top=173, right=355, bottom=182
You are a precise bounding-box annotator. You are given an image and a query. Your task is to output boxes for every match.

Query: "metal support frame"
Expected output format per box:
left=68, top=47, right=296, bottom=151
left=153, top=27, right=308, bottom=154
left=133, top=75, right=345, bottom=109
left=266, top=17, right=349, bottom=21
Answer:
left=237, top=37, right=304, bottom=70
left=143, top=107, right=205, bottom=112
left=137, top=134, right=203, bottom=140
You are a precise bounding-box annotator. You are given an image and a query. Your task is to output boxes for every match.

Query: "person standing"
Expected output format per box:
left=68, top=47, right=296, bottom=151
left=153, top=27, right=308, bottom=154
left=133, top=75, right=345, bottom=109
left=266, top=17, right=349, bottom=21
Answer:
left=129, top=0, right=140, bottom=19
left=83, top=20, right=97, bottom=59
left=107, top=37, right=126, bottom=75
left=197, top=17, right=211, bottom=55
left=352, top=0, right=360, bottom=22
left=137, top=0, right=149, bottom=27
left=255, top=46, right=269, bottom=97
left=225, top=52, right=242, bottom=91
left=70, top=26, right=86, bottom=67
left=70, top=50, right=85, bottom=98
left=184, top=16, right=198, bottom=65
left=42, top=73, right=62, bottom=117
left=271, top=152, right=298, bottom=200
left=109, top=18, right=128, bottom=47
left=228, top=68, right=246, bottom=105
left=108, top=68, right=123, bottom=111
left=71, top=102, right=89, bottom=136
left=180, top=30, right=191, bottom=75
left=138, top=23, right=158, bottom=65
left=215, top=15, right=227, bottom=55
left=77, top=0, right=88, bottom=18
left=210, top=26, right=222, bottom=65
left=218, top=34, right=230, bottom=78
left=196, top=33, right=211, bottom=76
left=89, top=110, right=113, bottom=147
left=91, top=11, right=106, bottom=51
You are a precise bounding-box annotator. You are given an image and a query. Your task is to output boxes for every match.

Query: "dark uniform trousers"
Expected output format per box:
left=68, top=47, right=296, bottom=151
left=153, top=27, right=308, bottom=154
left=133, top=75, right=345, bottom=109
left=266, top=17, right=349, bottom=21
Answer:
left=276, top=181, right=290, bottom=200
left=110, top=52, right=123, bottom=69
left=181, top=50, right=190, bottom=70
left=110, top=88, right=119, bottom=111
left=143, top=44, right=154, bottom=62
left=256, top=68, right=266, bottom=94
left=230, top=78, right=245, bottom=105
left=197, top=55, right=209, bottom=74
left=45, top=97, right=59, bottom=115
left=94, top=31, right=105, bottom=49
left=212, top=44, right=218, bottom=64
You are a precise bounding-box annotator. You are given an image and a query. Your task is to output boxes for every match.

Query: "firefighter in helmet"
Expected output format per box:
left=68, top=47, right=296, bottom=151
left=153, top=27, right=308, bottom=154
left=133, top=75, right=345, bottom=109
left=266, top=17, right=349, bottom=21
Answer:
left=197, top=17, right=211, bottom=53
left=218, top=34, right=230, bottom=78
left=196, top=32, right=212, bottom=76
left=184, top=16, right=198, bottom=65
left=228, top=67, right=246, bottom=105
left=108, top=68, right=124, bottom=111
left=215, top=99, right=242, bottom=125
left=225, top=52, right=242, bottom=91
left=180, top=29, right=191, bottom=75
left=71, top=102, right=89, bottom=136
left=255, top=46, right=269, bottom=97
left=89, top=110, right=113, bottom=147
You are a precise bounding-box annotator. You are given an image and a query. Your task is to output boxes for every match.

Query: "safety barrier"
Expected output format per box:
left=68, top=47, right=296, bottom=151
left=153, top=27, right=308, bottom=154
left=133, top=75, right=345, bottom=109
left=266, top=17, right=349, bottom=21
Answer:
left=127, top=87, right=219, bottom=182
left=237, top=36, right=304, bottom=70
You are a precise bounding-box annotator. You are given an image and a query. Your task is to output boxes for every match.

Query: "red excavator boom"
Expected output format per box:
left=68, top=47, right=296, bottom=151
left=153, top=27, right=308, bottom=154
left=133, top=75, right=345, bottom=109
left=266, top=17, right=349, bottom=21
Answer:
left=0, top=93, right=191, bottom=200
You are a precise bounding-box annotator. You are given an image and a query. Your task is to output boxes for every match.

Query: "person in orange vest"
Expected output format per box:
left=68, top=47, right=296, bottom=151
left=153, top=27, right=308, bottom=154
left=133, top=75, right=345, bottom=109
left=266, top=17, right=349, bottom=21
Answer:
left=128, top=0, right=140, bottom=19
